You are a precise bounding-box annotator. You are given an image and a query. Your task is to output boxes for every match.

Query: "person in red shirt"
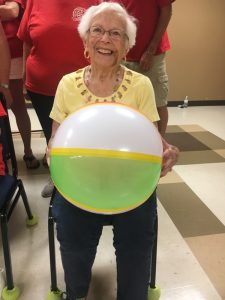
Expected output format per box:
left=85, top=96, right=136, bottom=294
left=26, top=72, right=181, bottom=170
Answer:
left=111, top=0, right=175, bottom=136
left=17, top=0, right=100, bottom=197
left=0, top=22, right=9, bottom=177
left=0, top=0, right=40, bottom=169
left=0, top=21, right=12, bottom=106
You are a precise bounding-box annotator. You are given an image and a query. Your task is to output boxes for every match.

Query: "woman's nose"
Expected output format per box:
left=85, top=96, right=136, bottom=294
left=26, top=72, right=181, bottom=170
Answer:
left=100, top=31, right=111, bottom=42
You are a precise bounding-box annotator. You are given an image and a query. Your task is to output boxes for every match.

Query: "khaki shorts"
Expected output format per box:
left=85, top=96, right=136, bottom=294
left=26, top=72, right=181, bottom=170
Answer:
left=125, top=53, right=169, bottom=107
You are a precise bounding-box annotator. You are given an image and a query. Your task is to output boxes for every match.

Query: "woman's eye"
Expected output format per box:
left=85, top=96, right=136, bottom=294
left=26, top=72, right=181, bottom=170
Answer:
left=93, top=27, right=102, bottom=34
left=111, top=30, right=121, bottom=37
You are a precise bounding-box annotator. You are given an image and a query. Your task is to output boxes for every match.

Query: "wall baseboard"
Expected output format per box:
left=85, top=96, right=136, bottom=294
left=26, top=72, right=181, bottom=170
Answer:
left=26, top=100, right=225, bottom=109
left=168, top=100, right=225, bottom=107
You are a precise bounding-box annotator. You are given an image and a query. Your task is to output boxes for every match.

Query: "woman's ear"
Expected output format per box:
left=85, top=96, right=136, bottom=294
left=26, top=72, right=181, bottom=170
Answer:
left=83, top=39, right=87, bottom=48
left=83, top=39, right=90, bottom=60
left=84, top=45, right=90, bottom=60
left=123, top=47, right=129, bottom=61
left=125, top=40, right=130, bottom=55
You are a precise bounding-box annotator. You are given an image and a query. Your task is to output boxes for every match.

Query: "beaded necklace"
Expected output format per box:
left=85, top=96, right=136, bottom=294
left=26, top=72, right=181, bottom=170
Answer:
left=74, top=66, right=133, bottom=104
left=84, top=65, right=123, bottom=103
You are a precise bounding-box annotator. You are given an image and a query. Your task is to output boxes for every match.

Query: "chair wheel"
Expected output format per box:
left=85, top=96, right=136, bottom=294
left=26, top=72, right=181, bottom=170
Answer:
left=148, top=285, right=161, bottom=300
left=1, top=286, right=20, bottom=300
left=46, top=289, right=63, bottom=300
left=26, top=214, right=38, bottom=226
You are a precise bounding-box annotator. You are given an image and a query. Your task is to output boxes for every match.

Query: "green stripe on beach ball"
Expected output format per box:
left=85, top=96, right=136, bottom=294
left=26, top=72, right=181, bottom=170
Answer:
left=50, top=154, right=161, bottom=214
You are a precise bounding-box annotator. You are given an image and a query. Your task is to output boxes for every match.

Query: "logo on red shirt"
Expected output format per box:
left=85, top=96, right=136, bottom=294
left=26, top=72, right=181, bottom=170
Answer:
left=72, top=7, right=86, bottom=21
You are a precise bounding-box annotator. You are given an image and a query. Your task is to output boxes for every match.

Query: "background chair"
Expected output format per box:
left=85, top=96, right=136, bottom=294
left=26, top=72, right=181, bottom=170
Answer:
left=0, top=94, right=38, bottom=300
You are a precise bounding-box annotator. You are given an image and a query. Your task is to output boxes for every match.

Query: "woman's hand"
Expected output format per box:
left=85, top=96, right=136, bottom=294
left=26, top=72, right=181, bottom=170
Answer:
left=46, top=135, right=55, bottom=167
left=0, top=86, right=13, bottom=107
left=161, top=138, right=179, bottom=177
left=45, top=145, right=51, bottom=167
left=46, top=121, right=60, bottom=166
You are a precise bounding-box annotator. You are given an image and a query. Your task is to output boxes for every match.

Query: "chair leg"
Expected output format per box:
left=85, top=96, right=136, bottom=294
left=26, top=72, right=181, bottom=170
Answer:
left=0, top=214, right=20, bottom=300
left=48, top=210, right=58, bottom=292
left=46, top=197, right=63, bottom=300
left=18, top=179, right=38, bottom=226
left=150, top=215, right=158, bottom=289
left=0, top=214, right=14, bottom=290
left=148, top=215, right=161, bottom=300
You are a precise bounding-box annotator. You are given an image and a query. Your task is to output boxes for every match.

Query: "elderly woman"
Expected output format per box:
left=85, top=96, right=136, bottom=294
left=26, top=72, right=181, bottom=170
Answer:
left=48, top=2, right=178, bottom=300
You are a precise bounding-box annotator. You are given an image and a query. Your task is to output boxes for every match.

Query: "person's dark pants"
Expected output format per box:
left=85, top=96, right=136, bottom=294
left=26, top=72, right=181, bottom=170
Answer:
left=52, top=191, right=157, bottom=300
left=27, top=90, right=54, bottom=144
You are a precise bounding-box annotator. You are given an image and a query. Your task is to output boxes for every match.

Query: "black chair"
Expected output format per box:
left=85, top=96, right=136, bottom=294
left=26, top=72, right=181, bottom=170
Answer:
left=46, top=188, right=64, bottom=300
left=0, top=94, right=38, bottom=300
left=46, top=188, right=160, bottom=300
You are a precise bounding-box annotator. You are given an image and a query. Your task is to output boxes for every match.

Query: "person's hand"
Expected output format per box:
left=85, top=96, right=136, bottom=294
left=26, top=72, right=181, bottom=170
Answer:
left=161, top=143, right=179, bottom=177
left=45, top=144, right=51, bottom=167
left=46, top=135, right=56, bottom=167
left=0, top=87, right=13, bottom=107
left=139, top=50, right=155, bottom=72
left=46, top=122, right=60, bottom=166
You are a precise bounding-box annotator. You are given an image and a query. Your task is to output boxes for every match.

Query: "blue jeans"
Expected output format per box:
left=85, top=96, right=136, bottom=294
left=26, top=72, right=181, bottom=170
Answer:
left=52, top=191, right=157, bottom=300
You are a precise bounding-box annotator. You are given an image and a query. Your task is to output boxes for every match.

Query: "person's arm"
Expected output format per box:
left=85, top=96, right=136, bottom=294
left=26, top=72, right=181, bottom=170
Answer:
left=22, top=41, right=31, bottom=94
left=0, top=22, right=10, bottom=83
left=0, top=22, right=13, bottom=106
left=46, top=121, right=60, bottom=166
left=22, top=41, right=31, bottom=75
left=147, top=4, right=172, bottom=56
left=140, top=4, right=172, bottom=71
left=0, top=1, right=20, bottom=21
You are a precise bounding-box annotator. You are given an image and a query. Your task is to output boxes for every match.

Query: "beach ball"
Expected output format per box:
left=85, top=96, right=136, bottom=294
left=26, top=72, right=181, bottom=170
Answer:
left=50, top=103, right=163, bottom=214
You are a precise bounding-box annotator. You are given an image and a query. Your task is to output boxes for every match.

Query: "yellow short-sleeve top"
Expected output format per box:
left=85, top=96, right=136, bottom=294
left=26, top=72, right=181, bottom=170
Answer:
left=50, top=66, right=159, bottom=124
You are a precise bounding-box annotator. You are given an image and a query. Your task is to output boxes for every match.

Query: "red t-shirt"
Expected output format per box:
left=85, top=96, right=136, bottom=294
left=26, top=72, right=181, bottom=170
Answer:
left=17, top=0, right=99, bottom=96
left=0, top=0, right=23, bottom=58
left=0, top=102, right=6, bottom=117
left=119, top=0, right=174, bottom=61
left=0, top=102, right=6, bottom=176
left=0, top=143, right=5, bottom=176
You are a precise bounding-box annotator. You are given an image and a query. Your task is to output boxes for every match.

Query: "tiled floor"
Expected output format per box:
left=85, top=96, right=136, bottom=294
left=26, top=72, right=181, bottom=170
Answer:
left=1, top=105, right=225, bottom=300
left=158, top=123, right=225, bottom=300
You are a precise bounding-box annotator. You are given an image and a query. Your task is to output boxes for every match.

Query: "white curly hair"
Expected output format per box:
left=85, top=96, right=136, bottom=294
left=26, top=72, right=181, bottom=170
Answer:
left=77, top=2, right=137, bottom=50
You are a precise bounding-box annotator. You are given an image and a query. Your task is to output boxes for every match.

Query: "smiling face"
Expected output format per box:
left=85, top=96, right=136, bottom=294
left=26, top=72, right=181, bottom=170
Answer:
left=84, top=10, right=128, bottom=69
